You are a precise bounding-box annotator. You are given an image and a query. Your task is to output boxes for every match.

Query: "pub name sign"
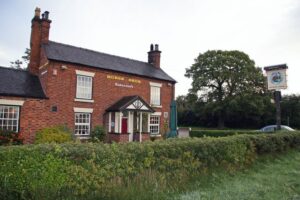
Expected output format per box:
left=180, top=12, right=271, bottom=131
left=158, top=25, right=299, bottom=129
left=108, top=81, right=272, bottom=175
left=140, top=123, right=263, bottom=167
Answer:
left=264, top=64, right=288, bottom=90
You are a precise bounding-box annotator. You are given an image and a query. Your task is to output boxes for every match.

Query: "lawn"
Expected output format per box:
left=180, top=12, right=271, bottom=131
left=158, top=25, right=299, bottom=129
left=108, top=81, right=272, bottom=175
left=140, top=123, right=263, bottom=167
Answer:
left=176, top=150, right=300, bottom=200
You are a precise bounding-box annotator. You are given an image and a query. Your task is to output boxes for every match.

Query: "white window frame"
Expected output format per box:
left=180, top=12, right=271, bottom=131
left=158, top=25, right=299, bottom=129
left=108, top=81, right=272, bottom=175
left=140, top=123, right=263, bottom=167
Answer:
left=0, top=105, right=20, bottom=132
left=74, top=113, right=91, bottom=136
left=149, top=114, right=160, bottom=135
left=150, top=82, right=162, bottom=106
left=76, top=75, right=93, bottom=100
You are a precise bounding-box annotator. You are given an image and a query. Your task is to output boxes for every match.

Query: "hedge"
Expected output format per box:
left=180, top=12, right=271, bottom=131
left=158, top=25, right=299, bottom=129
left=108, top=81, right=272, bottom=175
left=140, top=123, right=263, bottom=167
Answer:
left=190, top=129, right=260, bottom=138
left=0, top=132, right=299, bottom=199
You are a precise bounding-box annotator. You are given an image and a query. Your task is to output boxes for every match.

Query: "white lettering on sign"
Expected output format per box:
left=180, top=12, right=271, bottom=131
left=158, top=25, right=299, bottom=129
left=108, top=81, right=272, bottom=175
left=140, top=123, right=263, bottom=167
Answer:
left=115, top=83, right=133, bottom=88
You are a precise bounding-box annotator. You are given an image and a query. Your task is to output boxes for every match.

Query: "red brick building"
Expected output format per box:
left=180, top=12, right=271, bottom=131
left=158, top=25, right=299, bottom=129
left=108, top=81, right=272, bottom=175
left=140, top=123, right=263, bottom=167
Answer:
left=0, top=8, right=176, bottom=143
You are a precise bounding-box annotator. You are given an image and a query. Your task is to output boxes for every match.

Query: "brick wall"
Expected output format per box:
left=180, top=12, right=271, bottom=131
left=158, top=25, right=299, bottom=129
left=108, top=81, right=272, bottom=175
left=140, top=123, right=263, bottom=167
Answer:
left=2, top=60, right=174, bottom=143
left=38, top=61, right=174, bottom=138
left=107, top=133, right=129, bottom=143
left=0, top=96, right=47, bottom=143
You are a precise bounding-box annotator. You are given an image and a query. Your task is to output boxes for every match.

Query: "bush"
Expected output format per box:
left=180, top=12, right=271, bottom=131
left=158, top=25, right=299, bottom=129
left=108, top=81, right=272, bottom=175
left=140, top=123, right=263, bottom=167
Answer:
left=0, top=130, right=23, bottom=146
left=90, top=125, right=106, bottom=142
left=0, top=132, right=299, bottom=199
left=190, top=129, right=259, bottom=138
left=35, top=125, right=72, bottom=144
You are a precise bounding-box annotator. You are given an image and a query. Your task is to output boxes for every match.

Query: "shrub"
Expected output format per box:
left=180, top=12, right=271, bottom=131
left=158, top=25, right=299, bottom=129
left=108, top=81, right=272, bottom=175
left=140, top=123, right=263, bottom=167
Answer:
left=0, top=130, right=23, bottom=146
left=90, top=125, right=106, bottom=142
left=190, top=130, right=259, bottom=138
left=35, top=125, right=72, bottom=144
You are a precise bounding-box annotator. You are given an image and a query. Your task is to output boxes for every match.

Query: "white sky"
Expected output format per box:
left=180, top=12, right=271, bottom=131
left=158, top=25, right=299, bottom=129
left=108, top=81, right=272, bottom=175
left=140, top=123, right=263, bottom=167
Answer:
left=0, top=0, right=299, bottom=97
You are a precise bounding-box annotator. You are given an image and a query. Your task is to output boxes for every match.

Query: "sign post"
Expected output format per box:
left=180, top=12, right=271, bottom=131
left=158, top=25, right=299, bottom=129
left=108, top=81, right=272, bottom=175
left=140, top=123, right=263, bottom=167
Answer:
left=264, top=64, right=288, bottom=131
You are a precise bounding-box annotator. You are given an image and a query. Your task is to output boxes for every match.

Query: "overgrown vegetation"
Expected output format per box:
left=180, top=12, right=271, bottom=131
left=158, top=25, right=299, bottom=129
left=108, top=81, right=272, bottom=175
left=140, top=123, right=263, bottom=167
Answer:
left=34, top=125, right=72, bottom=144
left=0, top=132, right=299, bottom=199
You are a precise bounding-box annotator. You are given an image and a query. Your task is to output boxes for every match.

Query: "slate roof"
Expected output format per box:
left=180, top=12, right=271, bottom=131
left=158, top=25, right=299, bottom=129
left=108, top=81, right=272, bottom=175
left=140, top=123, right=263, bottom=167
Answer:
left=43, top=41, right=176, bottom=83
left=106, top=95, right=154, bottom=112
left=0, top=66, right=47, bottom=99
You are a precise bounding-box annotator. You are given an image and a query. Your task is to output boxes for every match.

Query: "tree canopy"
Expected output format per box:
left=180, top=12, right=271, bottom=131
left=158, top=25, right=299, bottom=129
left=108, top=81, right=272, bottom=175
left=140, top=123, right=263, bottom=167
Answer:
left=10, top=48, right=30, bottom=70
left=185, top=50, right=267, bottom=128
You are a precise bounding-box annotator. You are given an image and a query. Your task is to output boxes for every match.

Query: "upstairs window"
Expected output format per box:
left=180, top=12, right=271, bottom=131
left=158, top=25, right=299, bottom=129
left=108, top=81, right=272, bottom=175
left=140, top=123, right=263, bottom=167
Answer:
left=150, top=82, right=162, bottom=106
left=0, top=105, right=20, bottom=132
left=76, top=75, right=93, bottom=99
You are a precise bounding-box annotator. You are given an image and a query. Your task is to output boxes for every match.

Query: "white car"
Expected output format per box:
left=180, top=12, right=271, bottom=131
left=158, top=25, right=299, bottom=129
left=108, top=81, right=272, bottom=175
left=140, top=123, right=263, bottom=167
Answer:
left=259, top=125, right=295, bottom=132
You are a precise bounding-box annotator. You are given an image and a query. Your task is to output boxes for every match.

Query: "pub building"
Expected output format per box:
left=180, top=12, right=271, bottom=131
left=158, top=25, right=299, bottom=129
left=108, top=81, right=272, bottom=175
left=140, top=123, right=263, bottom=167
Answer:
left=0, top=8, right=176, bottom=143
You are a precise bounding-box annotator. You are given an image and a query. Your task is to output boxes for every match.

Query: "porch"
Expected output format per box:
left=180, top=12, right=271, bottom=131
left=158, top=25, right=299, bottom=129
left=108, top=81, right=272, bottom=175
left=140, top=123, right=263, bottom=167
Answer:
left=105, top=96, right=155, bottom=142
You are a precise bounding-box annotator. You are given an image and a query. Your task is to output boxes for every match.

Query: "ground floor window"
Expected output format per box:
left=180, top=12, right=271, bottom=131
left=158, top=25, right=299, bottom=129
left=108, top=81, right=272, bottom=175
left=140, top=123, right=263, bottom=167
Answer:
left=75, top=113, right=91, bottom=136
left=0, top=105, right=20, bottom=132
left=150, top=115, right=160, bottom=135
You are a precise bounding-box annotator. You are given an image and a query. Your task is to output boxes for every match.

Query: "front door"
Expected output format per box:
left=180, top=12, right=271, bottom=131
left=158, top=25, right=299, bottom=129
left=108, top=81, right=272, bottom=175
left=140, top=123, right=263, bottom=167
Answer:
left=121, top=118, right=128, bottom=134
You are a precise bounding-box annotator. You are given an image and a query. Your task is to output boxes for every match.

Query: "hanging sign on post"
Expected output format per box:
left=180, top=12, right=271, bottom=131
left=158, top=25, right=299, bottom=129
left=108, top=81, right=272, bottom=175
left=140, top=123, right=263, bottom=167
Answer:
left=264, top=64, right=288, bottom=131
left=264, top=64, right=288, bottom=90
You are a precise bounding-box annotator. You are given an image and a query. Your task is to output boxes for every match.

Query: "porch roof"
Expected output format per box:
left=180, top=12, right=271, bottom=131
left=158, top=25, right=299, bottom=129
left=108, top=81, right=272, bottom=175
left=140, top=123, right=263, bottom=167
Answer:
left=106, top=95, right=155, bottom=113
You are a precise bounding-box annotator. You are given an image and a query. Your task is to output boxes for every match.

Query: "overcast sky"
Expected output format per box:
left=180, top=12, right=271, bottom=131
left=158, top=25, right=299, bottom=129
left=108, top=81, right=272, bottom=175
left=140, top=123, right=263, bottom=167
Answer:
left=0, top=0, right=299, bottom=97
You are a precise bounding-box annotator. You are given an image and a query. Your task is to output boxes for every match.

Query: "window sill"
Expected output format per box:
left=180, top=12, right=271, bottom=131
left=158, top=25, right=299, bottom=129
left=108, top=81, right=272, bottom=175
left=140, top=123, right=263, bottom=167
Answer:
left=150, top=134, right=161, bottom=137
left=75, top=135, right=91, bottom=139
left=74, top=98, right=94, bottom=103
left=151, top=105, right=162, bottom=108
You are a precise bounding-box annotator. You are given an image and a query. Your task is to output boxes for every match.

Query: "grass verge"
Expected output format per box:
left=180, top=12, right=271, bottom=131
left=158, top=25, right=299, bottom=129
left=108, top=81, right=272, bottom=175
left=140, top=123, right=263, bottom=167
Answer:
left=176, top=149, right=300, bottom=200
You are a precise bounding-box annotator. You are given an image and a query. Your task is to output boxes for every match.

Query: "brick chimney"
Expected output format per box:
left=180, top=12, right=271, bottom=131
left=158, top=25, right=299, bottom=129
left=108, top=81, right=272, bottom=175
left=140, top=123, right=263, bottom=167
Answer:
left=148, top=44, right=161, bottom=69
left=29, top=7, right=52, bottom=75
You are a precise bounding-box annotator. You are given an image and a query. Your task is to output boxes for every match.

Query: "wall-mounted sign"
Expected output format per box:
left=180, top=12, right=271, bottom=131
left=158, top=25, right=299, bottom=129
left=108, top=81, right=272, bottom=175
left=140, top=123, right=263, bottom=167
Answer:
left=264, top=64, right=288, bottom=90
left=164, top=112, right=168, bottom=119
left=107, top=74, right=141, bottom=84
left=115, top=83, right=133, bottom=88
left=107, top=75, right=124, bottom=81
left=128, top=78, right=141, bottom=84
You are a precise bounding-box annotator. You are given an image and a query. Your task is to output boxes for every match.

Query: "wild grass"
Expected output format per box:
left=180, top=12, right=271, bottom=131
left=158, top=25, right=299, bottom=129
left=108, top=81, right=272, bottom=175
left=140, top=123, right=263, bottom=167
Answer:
left=177, top=149, right=300, bottom=200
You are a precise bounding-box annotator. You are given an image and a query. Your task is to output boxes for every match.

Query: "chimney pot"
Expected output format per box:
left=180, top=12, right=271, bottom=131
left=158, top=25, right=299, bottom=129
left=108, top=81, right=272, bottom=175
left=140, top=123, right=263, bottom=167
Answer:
left=34, top=7, right=41, bottom=18
left=150, top=44, right=154, bottom=51
left=155, top=44, right=159, bottom=51
left=44, top=11, right=49, bottom=19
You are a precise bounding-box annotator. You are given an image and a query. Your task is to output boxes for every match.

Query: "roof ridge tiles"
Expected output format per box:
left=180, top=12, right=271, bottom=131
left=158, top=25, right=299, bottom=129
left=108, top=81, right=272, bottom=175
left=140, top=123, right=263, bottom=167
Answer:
left=47, top=40, right=154, bottom=67
left=0, top=66, right=29, bottom=72
left=43, top=40, right=176, bottom=82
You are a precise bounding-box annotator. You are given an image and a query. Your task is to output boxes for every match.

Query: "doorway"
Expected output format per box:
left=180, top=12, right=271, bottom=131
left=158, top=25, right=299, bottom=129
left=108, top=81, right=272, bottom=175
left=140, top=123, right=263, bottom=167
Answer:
left=121, top=118, right=128, bottom=134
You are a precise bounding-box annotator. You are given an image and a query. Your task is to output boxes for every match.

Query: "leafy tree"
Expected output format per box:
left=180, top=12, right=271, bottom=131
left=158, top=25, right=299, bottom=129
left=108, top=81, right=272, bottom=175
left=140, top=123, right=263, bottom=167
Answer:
left=281, top=94, right=300, bottom=129
left=185, top=50, right=267, bottom=128
left=177, top=94, right=199, bottom=126
left=10, top=48, right=30, bottom=70
left=10, top=59, right=23, bottom=69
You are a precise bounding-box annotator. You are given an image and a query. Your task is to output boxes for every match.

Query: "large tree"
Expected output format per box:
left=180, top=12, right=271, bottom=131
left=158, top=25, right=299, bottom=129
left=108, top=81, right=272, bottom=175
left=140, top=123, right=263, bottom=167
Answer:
left=281, top=94, right=300, bottom=129
left=185, top=50, right=266, bottom=128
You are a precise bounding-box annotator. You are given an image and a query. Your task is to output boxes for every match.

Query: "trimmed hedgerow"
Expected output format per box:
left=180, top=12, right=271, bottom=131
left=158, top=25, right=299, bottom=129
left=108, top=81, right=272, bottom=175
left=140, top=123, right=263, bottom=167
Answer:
left=0, top=132, right=299, bottom=199
left=190, top=130, right=260, bottom=138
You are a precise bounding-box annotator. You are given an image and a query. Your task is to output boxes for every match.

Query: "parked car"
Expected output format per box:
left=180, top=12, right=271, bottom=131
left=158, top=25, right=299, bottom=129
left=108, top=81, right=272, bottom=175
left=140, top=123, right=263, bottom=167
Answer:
left=259, top=125, right=295, bottom=132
